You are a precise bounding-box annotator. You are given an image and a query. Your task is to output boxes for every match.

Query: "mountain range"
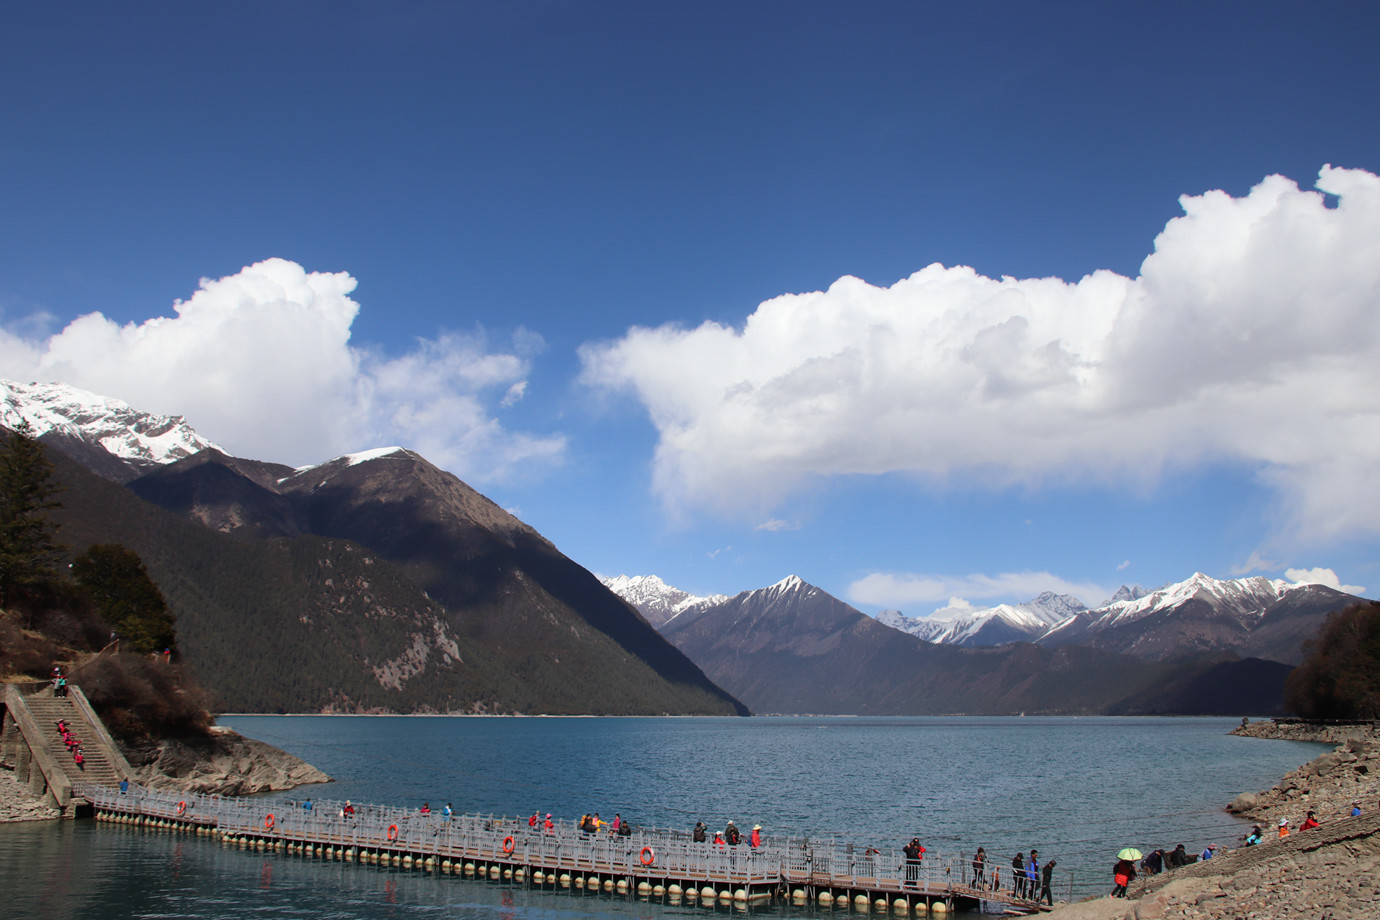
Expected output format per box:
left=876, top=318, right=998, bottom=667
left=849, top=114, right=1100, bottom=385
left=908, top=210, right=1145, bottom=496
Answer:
left=3, top=379, right=745, bottom=716
left=6, top=377, right=1363, bottom=718
left=606, top=570, right=1362, bottom=715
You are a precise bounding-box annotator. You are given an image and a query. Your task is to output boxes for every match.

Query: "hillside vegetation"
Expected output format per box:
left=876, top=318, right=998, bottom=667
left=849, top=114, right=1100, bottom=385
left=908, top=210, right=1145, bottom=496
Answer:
left=0, top=426, right=212, bottom=741
left=43, top=443, right=744, bottom=715
left=1284, top=600, right=1380, bottom=719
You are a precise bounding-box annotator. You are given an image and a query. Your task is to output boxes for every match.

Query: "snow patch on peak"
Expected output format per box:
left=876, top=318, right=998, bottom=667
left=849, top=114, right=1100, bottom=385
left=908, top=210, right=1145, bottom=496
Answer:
left=291, top=446, right=411, bottom=475
left=346, top=446, right=408, bottom=466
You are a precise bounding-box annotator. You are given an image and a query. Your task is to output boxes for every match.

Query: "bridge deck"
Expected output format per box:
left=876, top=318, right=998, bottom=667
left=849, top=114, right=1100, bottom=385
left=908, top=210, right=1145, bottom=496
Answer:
left=80, top=782, right=1046, bottom=914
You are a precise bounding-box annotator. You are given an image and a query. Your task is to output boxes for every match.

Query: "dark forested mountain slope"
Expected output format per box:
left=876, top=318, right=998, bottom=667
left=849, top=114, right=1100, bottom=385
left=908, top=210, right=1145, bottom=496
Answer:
left=47, top=446, right=743, bottom=716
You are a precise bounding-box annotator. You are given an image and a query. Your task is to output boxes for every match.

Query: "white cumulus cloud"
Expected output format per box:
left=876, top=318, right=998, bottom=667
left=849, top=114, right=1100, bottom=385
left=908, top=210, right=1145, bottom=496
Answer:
left=580, top=166, right=1380, bottom=549
left=848, top=571, right=1107, bottom=609
left=1283, top=567, right=1366, bottom=596
left=0, top=258, right=564, bottom=480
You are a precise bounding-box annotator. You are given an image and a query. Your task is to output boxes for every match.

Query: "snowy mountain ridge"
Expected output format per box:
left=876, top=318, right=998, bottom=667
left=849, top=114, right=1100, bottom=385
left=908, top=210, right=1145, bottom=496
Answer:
left=0, top=378, right=221, bottom=466
left=879, top=592, right=1087, bottom=646
left=600, top=574, right=730, bottom=628
left=1070, top=571, right=1294, bottom=633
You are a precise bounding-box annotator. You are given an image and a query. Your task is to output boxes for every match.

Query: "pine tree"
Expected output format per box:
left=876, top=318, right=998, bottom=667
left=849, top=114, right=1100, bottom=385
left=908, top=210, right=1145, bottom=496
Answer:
left=0, top=420, right=64, bottom=606
left=72, top=544, right=177, bottom=655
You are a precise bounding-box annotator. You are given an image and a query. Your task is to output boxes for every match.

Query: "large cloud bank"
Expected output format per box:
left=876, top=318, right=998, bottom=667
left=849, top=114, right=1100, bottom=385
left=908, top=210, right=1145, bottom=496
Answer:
left=0, top=258, right=563, bottom=478
left=581, top=166, right=1380, bottom=546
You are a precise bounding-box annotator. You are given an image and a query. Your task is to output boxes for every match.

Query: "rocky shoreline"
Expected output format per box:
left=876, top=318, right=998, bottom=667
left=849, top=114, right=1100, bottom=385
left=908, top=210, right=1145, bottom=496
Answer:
left=1, top=726, right=329, bottom=822
left=1044, top=719, right=1380, bottom=920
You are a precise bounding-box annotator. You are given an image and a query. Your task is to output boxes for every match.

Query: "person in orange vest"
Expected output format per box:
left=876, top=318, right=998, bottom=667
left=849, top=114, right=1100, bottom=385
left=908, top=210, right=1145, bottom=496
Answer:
left=1277, top=818, right=1290, bottom=838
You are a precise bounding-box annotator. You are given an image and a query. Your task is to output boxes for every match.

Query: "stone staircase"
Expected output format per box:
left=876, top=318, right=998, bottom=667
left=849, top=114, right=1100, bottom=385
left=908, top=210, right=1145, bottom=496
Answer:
left=20, top=691, right=126, bottom=788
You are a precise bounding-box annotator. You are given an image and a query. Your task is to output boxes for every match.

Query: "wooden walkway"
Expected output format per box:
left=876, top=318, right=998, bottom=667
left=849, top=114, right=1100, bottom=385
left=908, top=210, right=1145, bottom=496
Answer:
left=80, top=781, right=1048, bottom=915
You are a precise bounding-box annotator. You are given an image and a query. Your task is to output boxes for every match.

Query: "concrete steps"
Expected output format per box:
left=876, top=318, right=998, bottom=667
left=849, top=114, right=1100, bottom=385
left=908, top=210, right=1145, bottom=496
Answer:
left=24, top=693, right=123, bottom=787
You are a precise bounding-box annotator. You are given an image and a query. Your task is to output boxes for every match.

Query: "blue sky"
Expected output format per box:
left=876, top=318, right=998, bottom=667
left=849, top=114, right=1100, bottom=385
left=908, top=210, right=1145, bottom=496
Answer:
left=3, top=2, right=1378, bottom=615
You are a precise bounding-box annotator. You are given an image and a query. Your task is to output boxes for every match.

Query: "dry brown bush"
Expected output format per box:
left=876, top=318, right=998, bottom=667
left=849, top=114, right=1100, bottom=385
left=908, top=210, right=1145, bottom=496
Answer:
left=79, top=652, right=214, bottom=742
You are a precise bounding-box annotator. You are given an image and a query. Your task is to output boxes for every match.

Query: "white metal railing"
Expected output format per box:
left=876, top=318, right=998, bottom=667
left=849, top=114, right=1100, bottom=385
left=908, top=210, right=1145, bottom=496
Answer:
left=77, top=781, right=1045, bottom=905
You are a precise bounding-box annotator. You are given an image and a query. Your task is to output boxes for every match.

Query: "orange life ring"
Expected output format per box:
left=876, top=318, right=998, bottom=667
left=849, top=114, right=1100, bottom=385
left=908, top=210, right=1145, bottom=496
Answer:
left=640, top=846, right=655, bottom=867
left=387, top=824, right=399, bottom=842
left=503, top=836, right=515, bottom=854
left=176, top=801, right=187, bottom=816
left=264, top=813, right=275, bottom=830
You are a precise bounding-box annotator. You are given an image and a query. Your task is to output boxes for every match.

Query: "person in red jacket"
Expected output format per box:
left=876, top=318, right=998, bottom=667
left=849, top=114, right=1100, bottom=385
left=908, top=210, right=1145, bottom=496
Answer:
left=1111, top=858, right=1135, bottom=897
left=1301, top=810, right=1320, bottom=830
left=750, top=825, right=761, bottom=847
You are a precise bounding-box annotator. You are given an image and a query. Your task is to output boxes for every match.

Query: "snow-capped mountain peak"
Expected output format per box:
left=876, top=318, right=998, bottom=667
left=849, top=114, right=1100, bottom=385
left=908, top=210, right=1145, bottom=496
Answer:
left=0, top=378, right=221, bottom=466
left=1094, top=571, right=1292, bottom=629
left=879, top=593, right=1085, bottom=646
left=601, top=574, right=729, bottom=628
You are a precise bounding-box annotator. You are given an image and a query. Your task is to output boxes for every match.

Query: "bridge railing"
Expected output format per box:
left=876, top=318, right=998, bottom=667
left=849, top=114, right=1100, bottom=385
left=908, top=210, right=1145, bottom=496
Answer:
left=77, top=781, right=1018, bottom=898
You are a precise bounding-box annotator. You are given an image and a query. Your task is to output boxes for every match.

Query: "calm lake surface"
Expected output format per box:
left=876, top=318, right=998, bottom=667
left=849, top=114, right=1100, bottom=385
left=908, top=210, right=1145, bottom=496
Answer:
left=1, top=716, right=1328, bottom=918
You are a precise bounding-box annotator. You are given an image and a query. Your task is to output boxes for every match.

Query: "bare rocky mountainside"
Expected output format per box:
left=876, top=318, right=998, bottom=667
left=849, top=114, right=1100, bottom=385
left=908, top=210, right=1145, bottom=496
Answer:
left=10, top=380, right=743, bottom=716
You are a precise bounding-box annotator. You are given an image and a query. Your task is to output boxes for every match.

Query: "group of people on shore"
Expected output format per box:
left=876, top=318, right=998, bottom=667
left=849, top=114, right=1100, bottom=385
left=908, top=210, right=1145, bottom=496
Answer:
left=1113, top=799, right=1371, bottom=897
left=1242, top=799, right=1363, bottom=846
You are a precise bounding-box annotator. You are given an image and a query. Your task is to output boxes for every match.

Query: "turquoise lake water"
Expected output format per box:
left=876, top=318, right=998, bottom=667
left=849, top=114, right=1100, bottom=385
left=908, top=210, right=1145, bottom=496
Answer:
left=0, top=716, right=1328, bottom=917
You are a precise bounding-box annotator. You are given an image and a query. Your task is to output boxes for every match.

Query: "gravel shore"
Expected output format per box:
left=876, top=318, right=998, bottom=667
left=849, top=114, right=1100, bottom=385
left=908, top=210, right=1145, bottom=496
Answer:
left=0, top=767, right=60, bottom=823
left=1043, top=720, right=1380, bottom=920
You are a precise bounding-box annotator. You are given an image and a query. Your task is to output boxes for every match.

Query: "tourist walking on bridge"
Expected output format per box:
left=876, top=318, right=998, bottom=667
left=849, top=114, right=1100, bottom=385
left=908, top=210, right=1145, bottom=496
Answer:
left=970, top=847, right=986, bottom=888
left=1011, top=853, right=1025, bottom=898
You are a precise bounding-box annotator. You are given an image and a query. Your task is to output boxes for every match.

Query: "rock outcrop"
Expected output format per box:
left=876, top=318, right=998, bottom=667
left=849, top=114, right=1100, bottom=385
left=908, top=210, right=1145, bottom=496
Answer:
left=124, top=726, right=330, bottom=795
